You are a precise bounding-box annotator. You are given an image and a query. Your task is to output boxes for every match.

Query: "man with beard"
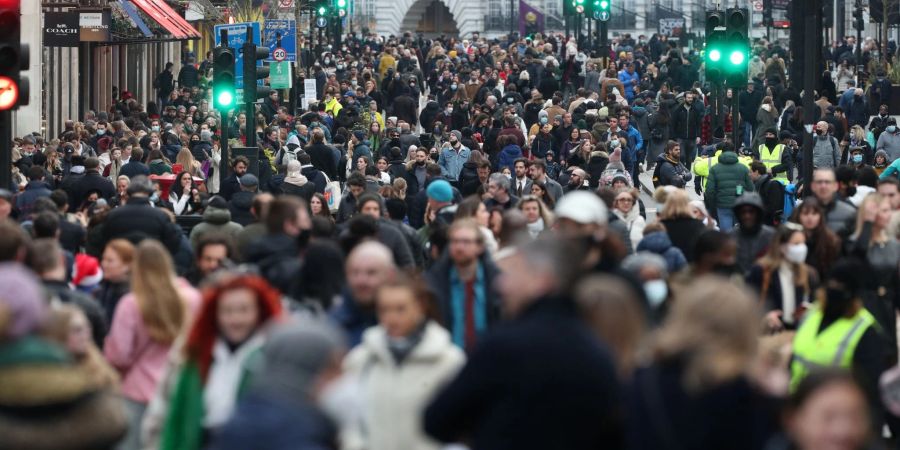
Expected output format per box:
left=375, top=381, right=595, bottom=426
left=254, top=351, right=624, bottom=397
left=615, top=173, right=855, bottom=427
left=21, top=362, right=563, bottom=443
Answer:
left=219, top=156, right=249, bottom=201
left=439, top=130, right=471, bottom=182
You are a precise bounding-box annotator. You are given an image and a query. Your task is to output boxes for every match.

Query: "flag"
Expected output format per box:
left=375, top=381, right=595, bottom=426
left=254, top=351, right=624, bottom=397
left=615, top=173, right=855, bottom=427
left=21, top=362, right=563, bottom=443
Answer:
left=518, top=0, right=544, bottom=37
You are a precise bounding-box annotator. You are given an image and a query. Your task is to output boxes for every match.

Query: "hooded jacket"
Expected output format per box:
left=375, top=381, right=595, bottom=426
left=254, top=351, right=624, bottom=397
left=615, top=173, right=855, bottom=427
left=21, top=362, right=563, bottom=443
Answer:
left=189, top=206, right=243, bottom=249
left=497, top=144, right=523, bottom=171
left=636, top=231, right=688, bottom=274
left=730, top=193, right=775, bottom=274
left=705, top=151, right=754, bottom=211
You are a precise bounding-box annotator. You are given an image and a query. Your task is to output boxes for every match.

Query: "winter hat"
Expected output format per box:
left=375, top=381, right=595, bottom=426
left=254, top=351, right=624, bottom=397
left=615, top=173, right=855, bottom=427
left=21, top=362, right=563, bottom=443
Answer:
left=286, top=134, right=301, bottom=150
left=352, top=130, right=366, bottom=141
left=555, top=191, right=608, bottom=225
left=239, top=173, right=259, bottom=188
left=450, top=130, right=463, bottom=142
left=72, top=254, right=103, bottom=290
left=0, top=263, right=47, bottom=340
left=426, top=179, right=453, bottom=203
left=598, top=106, right=609, bottom=120
left=538, top=109, right=549, bottom=123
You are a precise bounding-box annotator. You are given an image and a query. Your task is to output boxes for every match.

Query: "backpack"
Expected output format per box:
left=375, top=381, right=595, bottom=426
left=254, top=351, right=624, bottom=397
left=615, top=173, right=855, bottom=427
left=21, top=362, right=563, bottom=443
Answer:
left=651, top=160, right=663, bottom=188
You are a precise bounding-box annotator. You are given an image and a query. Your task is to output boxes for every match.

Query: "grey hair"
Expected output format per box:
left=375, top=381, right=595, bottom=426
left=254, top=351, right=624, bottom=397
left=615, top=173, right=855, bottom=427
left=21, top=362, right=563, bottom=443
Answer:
left=489, top=173, right=511, bottom=192
left=621, top=251, right=669, bottom=279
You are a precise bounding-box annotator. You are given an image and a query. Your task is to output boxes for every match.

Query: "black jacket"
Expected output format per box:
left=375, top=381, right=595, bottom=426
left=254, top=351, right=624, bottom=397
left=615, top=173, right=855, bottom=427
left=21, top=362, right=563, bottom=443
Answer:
left=100, top=197, right=182, bottom=255
left=69, top=171, right=115, bottom=210
left=228, top=191, right=257, bottom=226
left=219, top=173, right=241, bottom=201
left=300, top=166, right=327, bottom=193
left=425, top=298, right=623, bottom=450
left=44, top=280, right=107, bottom=348
left=670, top=103, right=703, bottom=140
left=305, top=143, right=338, bottom=180
left=660, top=217, right=707, bottom=263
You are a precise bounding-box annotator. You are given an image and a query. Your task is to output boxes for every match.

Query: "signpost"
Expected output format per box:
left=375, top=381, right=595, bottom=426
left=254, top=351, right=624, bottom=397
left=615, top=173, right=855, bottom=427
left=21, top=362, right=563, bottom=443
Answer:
left=214, top=22, right=261, bottom=89
left=315, top=16, right=328, bottom=29
left=271, top=61, right=292, bottom=89
left=264, top=19, right=296, bottom=62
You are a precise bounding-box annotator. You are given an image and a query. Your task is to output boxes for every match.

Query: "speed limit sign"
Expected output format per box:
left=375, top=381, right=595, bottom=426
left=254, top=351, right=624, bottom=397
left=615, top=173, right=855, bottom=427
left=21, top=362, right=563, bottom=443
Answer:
left=272, top=47, right=287, bottom=62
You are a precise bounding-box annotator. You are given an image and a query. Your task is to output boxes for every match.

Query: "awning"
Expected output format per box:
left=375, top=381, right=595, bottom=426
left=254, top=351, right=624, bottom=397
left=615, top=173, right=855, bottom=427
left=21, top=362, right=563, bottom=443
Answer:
left=118, top=0, right=153, bottom=38
left=129, top=0, right=200, bottom=39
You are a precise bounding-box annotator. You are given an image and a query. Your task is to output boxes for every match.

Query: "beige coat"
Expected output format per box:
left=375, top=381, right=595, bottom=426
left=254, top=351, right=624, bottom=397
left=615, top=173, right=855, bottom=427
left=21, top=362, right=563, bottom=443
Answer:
left=341, top=322, right=465, bottom=450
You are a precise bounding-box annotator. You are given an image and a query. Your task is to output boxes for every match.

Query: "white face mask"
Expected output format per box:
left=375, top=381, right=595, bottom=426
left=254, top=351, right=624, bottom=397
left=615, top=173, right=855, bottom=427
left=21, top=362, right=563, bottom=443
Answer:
left=784, top=243, right=808, bottom=264
left=644, top=279, right=668, bottom=308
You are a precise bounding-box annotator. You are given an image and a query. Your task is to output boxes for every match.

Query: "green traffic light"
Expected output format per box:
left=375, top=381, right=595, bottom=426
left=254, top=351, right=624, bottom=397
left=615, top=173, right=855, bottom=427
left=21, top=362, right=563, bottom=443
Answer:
left=708, top=49, right=721, bottom=62
left=318, top=5, right=327, bottom=14
left=216, top=90, right=234, bottom=108
left=599, top=0, right=608, bottom=9
left=337, top=0, right=346, bottom=7
left=729, top=50, right=745, bottom=65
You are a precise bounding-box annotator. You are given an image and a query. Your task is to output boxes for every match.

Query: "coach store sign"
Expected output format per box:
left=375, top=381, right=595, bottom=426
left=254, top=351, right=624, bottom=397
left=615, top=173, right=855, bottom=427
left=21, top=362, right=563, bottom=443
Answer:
left=44, top=12, right=80, bottom=47
left=79, top=10, right=111, bottom=42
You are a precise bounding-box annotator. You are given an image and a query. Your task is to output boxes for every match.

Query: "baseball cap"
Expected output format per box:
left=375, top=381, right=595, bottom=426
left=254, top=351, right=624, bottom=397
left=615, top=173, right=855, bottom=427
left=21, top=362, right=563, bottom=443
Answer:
left=239, top=173, right=259, bottom=187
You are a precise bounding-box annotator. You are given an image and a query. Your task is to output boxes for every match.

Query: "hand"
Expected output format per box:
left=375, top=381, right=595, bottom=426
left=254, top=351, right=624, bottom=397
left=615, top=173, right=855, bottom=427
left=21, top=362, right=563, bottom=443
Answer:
left=695, top=137, right=701, bottom=144
left=765, top=310, right=784, bottom=332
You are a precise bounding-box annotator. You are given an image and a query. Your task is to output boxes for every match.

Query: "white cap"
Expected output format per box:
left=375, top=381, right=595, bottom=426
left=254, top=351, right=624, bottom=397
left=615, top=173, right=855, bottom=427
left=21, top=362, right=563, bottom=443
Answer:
left=555, top=191, right=608, bottom=225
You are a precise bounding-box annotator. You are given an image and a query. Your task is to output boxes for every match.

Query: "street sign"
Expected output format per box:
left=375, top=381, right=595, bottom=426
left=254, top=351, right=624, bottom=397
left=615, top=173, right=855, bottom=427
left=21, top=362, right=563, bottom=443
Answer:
left=279, top=0, right=295, bottom=8
left=271, top=61, right=292, bottom=89
left=595, top=10, right=609, bottom=21
left=315, top=16, right=328, bottom=28
left=753, top=1, right=763, bottom=11
left=272, top=47, right=287, bottom=62
left=214, top=22, right=261, bottom=89
left=264, top=19, right=296, bottom=62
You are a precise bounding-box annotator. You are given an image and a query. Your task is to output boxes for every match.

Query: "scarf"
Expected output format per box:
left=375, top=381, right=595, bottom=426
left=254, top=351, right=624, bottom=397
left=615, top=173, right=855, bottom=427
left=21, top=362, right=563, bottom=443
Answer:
left=284, top=173, right=308, bottom=186
left=526, top=217, right=545, bottom=237
left=387, top=320, right=428, bottom=364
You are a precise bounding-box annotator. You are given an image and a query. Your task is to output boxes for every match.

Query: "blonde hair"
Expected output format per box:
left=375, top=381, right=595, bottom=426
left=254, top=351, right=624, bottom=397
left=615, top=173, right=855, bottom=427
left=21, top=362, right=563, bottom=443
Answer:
left=131, top=240, right=188, bottom=344
left=853, top=193, right=889, bottom=243
left=576, top=274, right=647, bottom=379
left=658, top=189, right=694, bottom=221
left=45, top=304, right=119, bottom=389
left=653, top=276, right=760, bottom=392
left=175, top=148, right=198, bottom=175
left=518, top=195, right=555, bottom=227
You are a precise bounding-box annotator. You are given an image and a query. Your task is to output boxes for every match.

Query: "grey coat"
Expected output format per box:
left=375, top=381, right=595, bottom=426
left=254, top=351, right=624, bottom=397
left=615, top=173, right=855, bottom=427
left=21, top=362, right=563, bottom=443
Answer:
left=812, top=135, right=841, bottom=168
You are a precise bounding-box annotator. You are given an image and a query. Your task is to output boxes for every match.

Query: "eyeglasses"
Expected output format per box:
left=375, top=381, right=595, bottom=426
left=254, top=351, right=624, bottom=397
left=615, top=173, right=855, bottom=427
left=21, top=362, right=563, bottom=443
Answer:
left=616, top=197, right=634, bottom=203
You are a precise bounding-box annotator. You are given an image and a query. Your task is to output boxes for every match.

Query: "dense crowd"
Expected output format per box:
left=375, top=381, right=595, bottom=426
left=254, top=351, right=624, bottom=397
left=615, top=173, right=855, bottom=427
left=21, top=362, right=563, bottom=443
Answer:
left=3, top=28, right=900, bottom=450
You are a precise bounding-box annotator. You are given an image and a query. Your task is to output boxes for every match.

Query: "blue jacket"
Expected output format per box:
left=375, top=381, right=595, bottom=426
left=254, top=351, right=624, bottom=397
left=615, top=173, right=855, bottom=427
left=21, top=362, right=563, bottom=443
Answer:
left=624, top=125, right=644, bottom=154
left=636, top=231, right=688, bottom=274
left=15, top=180, right=52, bottom=219
left=329, top=290, right=377, bottom=347
left=438, top=145, right=471, bottom=181
left=618, top=70, right=640, bottom=100
left=497, top=144, right=523, bottom=171
left=211, top=393, right=336, bottom=450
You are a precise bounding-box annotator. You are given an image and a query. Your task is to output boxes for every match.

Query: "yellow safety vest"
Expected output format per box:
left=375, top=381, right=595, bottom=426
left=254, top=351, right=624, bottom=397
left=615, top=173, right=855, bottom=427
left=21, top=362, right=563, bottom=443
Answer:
left=790, top=306, right=876, bottom=392
left=759, top=144, right=789, bottom=183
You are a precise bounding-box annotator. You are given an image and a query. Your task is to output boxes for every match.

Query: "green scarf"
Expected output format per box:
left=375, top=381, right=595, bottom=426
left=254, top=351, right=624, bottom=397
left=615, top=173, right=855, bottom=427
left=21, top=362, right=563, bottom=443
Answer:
left=160, top=361, right=204, bottom=450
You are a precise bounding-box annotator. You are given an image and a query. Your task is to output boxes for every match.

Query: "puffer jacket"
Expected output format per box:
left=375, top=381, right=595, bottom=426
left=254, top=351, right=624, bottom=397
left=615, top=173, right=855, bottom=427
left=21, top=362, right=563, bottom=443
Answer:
left=497, top=144, right=523, bottom=171
left=189, top=206, right=243, bottom=249
left=705, top=151, right=754, bottom=211
left=636, top=231, right=688, bottom=274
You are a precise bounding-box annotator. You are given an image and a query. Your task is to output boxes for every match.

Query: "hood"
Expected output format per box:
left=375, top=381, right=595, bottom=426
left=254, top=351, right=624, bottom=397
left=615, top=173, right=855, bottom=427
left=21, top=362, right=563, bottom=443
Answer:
left=732, top=192, right=765, bottom=213
left=203, top=206, right=232, bottom=225
left=636, top=231, right=674, bottom=253
left=502, top=144, right=523, bottom=156
left=631, top=106, right=648, bottom=117
left=284, top=173, right=309, bottom=186
left=876, top=149, right=890, bottom=166
left=717, top=151, right=739, bottom=165
left=423, top=101, right=440, bottom=112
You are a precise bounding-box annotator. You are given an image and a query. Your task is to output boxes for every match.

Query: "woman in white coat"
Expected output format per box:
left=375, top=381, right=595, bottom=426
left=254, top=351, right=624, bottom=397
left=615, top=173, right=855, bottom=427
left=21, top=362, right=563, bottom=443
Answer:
left=342, top=276, right=465, bottom=450
left=612, top=188, right=646, bottom=250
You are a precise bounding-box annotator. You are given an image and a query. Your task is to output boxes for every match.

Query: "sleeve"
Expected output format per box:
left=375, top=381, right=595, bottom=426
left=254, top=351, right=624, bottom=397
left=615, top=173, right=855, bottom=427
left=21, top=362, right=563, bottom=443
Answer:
left=704, top=168, right=717, bottom=211
left=438, top=150, right=450, bottom=177
left=171, top=192, right=190, bottom=215
left=103, top=295, right=139, bottom=371
left=634, top=129, right=644, bottom=152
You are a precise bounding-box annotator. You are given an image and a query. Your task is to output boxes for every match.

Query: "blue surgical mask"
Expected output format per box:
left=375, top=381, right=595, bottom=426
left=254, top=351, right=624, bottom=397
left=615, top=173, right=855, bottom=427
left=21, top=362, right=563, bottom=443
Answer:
left=890, top=126, right=898, bottom=133
left=451, top=83, right=458, bottom=90
left=540, top=117, right=548, bottom=124
left=644, top=280, right=668, bottom=308
left=852, top=154, right=863, bottom=163
left=97, top=129, right=106, bottom=136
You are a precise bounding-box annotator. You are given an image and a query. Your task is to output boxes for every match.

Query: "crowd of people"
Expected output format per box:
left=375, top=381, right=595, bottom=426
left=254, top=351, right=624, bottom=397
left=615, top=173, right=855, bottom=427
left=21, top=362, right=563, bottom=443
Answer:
left=3, top=27, right=900, bottom=450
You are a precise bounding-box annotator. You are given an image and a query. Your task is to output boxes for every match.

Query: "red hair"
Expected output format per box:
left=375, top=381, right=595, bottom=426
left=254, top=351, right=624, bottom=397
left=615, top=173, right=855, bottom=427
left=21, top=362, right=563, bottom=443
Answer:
left=184, top=275, right=284, bottom=381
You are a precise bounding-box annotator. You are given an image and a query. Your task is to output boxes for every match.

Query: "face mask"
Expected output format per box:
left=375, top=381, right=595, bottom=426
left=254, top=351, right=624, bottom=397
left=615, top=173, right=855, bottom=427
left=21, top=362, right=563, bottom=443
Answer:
left=151, top=125, right=160, bottom=132
left=150, top=192, right=159, bottom=204
left=540, top=117, right=548, bottom=125
left=824, top=287, right=853, bottom=318
left=765, top=137, right=777, bottom=147
left=852, top=154, right=863, bottom=164
left=445, top=108, right=452, bottom=114
left=97, top=129, right=106, bottom=136
left=324, top=58, right=331, bottom=64
left=783, top=243, right=808, bottom=264
left=644, top=280, right=668, bottom=308
left=815, top=129, right=826, bottom=136
left=337, top=64, right=344, bottom=70
left=451, top=84, right=458, bottom=90
left=434, top=127, right=441, bottom=134
left=889, top=126, right=898, bottom=133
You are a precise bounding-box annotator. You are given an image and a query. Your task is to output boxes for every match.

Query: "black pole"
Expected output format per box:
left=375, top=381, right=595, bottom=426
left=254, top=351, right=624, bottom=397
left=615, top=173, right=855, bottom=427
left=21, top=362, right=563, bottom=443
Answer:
left=731, top=83, right=740, bottom=150
left=600, top=19, right=608, bottom=66
left=0, top=110, right=11, bottom=191
left=510, top=0, right=515, bottom=37
left=801, top=0, right=821, bottom=193
left=245, top=26, right=257, bottom=150
left=218, top=29, right=231, bottom=183
left=856, top=2, right=862, bottom=85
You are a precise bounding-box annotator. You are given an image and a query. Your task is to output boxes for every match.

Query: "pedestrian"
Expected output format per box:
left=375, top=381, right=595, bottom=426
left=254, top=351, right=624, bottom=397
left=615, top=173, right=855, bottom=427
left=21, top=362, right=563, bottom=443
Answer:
left=343, top=275, right=465, bottom=450
left=731, top=193, right=776, bottom=276
left=653, top=140, right=692, bottom=188
left=781, top=371, right=873, bottom=450
left=809, top=168, right=857, bottom=237
left=812, top=120, right=841, bottom=169
left=147, top=275, right=283, bottom=449
left=671, top=90, right=703, bottom=165
left=103, top=240, right=201, bottom=450
left=658, top=189, right=706, bottom=262
left=612, top=188, right=645, bottom=249
left=705, top=142, right=754, bottom=230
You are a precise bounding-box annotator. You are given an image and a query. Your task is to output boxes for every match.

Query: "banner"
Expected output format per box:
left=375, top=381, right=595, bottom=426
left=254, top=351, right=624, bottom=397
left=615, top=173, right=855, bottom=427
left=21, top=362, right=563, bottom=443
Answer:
left=658, top=18, right=685, bottom=37
left=44, top=12, right=80, bottom=47
left=79, top=10, right=111, bottom=42
left=518, top=0, right=544, bottom=37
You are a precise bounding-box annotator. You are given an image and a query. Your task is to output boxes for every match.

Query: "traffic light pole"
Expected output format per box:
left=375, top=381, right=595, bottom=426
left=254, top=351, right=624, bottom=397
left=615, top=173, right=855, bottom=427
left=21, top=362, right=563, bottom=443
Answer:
left=0, top=110, right=10, bottom=191
left=801, top=0, right=822, bottom=194
left=599, top=19, right=608, bottom=65
left=245, top=27, right=258, bottom=150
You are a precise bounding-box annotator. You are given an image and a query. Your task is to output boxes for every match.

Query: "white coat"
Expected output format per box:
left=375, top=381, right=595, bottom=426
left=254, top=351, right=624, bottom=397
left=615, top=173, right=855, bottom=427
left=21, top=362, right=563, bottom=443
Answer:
left=341, top=321, right=465, bottom=450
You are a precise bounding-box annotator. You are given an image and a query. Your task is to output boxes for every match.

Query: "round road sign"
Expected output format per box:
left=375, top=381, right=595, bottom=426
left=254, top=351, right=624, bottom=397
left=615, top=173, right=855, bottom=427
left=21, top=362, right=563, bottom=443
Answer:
left=272, top=47, right=287, bottom=61
left=595, top=10, right=610, bottom=21
left=315, top=16, right=328, bottom=28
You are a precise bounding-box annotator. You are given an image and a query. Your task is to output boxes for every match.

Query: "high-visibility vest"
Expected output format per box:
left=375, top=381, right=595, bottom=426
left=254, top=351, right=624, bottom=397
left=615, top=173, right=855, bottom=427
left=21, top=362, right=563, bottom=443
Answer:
left=759, top=144, right=789, bottom=183
left=790, top=306, right=876, bottom=392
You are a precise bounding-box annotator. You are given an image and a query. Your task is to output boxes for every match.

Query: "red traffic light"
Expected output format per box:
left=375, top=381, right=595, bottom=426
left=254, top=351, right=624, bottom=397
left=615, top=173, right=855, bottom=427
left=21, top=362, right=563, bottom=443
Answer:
left=0, top=75, right=19, bottom=110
